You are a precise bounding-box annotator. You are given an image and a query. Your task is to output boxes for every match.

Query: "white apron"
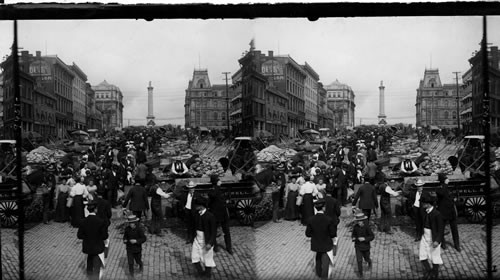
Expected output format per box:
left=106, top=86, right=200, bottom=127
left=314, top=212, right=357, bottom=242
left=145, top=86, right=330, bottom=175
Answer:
left=419, top=228, right=443, bottom=264
left=191, top=230, right=216, bottom=268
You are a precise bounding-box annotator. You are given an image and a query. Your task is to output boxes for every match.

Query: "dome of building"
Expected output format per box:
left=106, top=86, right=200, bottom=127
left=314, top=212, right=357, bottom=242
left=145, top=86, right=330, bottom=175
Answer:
left=325, top=79, right=352, bottom=91
left=93, top=80, right=122, bottom=92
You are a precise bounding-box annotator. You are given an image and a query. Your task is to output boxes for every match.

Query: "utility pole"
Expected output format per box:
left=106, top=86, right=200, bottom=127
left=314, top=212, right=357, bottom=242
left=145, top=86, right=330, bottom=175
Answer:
left=223, top=72, right=231, bottom=137
left=453, top=71, right=461, bottom=136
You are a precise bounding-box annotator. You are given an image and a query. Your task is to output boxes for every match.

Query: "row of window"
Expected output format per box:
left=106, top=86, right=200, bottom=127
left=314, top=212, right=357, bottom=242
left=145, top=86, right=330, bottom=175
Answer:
left=189, top=91, right=225, bottom=98
left=422, top=99, right=459, bottom=107
left=421, top=90, right=457, bottom=97
left=286, top=79, right=304, bottom=98
left=327, top=91, right=354, bottom=99
left=191, top=111, right=227, bottom=121
left=421, top=110, right=457, bottom=120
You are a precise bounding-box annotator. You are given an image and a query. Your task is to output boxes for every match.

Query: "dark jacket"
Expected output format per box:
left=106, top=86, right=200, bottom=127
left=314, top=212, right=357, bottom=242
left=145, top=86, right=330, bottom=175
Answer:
left=123, top=225, right=147, bottom=253
left=95, top=197, right=112, bottom=227
left=422, top=207, right=445, bottom=244
left=352, top=183, right=379, bottom=210
left=333, top=168, right=348, bottom=189
left=435, top=184, right=457, bottom=220
left=104, top=169, right=121, bottom=190
left=136, top=150, right=147, bottom=164
left=123, top=185, right=149, bottom=211
left=194, top=210, right=217, bottom=246
left=305, top=213, right=337, bottom=253
left=77, top=214, right=109, bottom=255
left=351, top=223, right=374, bottom=251
left=208, top=185, right=229, bottom=222
left=254, top=168, right=275, bottom=191
left=178, top=190, right=203, bottom=212
left=324, top=195, right=341, bottom=225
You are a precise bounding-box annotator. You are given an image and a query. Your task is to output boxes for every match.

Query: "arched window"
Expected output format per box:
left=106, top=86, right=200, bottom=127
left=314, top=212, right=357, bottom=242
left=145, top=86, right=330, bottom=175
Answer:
left=452, top=111, right=457, bottom=119
left=221, top=113, right=226, bottom=120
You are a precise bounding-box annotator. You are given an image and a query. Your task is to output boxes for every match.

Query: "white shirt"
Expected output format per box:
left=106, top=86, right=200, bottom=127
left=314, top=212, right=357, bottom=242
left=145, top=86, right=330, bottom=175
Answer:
left=425, top=206, right=434, bottom=214
left=185, top=192, right=194, bottom=210
left=300, top=181, right=318, bottom=196
left=70, top=183, right=89, bottom=197
left=156, top=187, right=172, bottom=199
left=414, top=191, right=422, bottom=208
left=385, top=186, right=400, bottom=196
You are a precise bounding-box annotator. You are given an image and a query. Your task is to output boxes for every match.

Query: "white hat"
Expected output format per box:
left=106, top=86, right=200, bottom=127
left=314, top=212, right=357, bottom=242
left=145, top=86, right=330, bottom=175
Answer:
left=414, top=179, right=425, bottom=186
left=187, top=181, right=196, bottom=188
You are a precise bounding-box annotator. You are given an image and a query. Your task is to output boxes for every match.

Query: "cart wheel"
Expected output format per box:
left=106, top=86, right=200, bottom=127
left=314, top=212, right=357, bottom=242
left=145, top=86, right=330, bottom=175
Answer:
left=464, top=196, right=486, bottom=223
left=236, top=199, right=255, bottom=225
left=0, top=201, right=18, bottom=228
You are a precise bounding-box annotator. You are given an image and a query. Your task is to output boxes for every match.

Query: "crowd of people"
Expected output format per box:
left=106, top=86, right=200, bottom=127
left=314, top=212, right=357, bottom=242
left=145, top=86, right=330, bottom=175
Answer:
left=16, top=125, right=465, bottom=280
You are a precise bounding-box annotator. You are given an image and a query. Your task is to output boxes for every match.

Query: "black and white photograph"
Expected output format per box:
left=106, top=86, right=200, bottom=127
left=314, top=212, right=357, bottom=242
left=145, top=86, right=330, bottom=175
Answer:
left=0, top=4, right=499, bottom=280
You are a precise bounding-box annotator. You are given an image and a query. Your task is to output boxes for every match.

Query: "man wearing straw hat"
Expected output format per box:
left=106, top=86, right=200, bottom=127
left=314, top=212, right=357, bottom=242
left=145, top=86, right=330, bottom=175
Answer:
left=77, top=200, right=108, bottom=280
left=408, top=179, right=426, bottom=242
left=305, top=199, right=337, bottom=279
left=123, top=215, right=147, bottom=277
left=179, top=180, right=202, bottom=243
left=351, top=212, right=374, bottom=278
left=419, top=192, right=444, bottom=280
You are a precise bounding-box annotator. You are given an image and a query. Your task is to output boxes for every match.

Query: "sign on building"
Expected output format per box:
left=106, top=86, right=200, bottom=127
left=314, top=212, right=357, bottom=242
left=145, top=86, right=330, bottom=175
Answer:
left=261, top=60, right=284, bottom=80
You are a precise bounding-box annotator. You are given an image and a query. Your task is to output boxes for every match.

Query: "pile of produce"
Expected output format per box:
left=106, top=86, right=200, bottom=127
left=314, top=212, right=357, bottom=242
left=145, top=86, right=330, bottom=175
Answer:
left=160, top=140, right=192, bottom=156
left=26, top=146, right=66, bottom=164
left=188, top=154, right=226, bottom=178
left=256, top=145, right=297, bottom=162
left=418, top=154, right=454, bottom=176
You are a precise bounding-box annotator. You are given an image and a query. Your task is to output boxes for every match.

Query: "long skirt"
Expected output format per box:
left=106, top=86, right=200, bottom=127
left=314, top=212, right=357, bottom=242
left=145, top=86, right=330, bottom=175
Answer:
left=54, top=192, right=69, bottom=223
left=71, top=195, right=85, bottom=228
left=284, top=191, right=299, bottom=220
left=301, top=193, right=314, bottom=225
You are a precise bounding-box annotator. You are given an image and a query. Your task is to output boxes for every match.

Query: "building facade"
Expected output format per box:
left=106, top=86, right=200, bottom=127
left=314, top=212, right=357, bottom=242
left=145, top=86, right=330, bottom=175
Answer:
left=86, top=83, right=103, bottom=130
left=460, top=68, right=473, bottom=134
left=468, top=45, right=500, bottom=134
left=230, top=68, right=243, bottom=135
left=70, top=63, right=88, bottom=130
left=325, top=79, right=355, bottom=129
left=415, top=69, right=463, bottom=129
left=303, top=62, right=319, bottom=130
left=184, top=69, right=233, bottom=132
left=316, top=82, right=329, bottom=129
left=93, top=80, right=124, bottom=132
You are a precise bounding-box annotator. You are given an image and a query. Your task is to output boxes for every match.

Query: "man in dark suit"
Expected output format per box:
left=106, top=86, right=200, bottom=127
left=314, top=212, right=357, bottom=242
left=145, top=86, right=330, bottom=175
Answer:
left=435, top=173, right=460, bottom=252
left=95, top=190, right=112, bottom=258
left=123, top=182, right=149, bottom=220
left=104, top=164, right=121, bottom=208
left=177, top=181, right=202, bottom=243
left=352, top=178, right=379, bottom=221
left=191, top=196, right=217, bottom=278
left=77, top=201, right=109, bottom=280
left=305, top=199, right=337, bottom=279
left=405, top=179, right=427, bottom=241
left=332, top=163, right=349, bottom=206
left=208, top=175, right=233, bottom=254
left=324, top=185, right=341, bottom=226
left=419, top=192, right=445, bottom=280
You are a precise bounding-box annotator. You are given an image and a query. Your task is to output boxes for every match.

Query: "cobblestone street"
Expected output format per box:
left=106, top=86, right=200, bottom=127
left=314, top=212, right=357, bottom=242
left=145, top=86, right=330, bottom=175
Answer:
left=2, top=206, right=498, bottom=280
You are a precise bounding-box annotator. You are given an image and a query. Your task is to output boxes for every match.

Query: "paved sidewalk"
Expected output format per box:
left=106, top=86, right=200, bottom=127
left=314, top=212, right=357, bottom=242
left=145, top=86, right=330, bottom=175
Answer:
left=1, top=208, right=498, bottom=280
left=1, top=217, right=255, bottom=280
left=255, top=210, right=498, bottom=280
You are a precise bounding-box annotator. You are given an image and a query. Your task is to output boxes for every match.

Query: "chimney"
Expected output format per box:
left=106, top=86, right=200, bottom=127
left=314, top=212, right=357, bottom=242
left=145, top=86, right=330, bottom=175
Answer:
left=268, top=51, right=273, bottom=57
left=36, top=51, right=41, bottom=57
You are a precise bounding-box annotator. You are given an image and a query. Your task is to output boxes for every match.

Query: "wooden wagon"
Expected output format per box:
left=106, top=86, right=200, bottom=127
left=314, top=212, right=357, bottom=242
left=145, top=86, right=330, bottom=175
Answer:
left=173, top=176, right=258, bottom=225
left=0, top=177, right=34, bottom=227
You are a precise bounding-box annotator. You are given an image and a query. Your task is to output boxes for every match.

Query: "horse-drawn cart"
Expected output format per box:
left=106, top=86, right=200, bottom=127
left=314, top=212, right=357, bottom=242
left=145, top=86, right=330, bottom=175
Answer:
left=0, top=177, right=34, bottom=227
left=173, top=176, right=258, bottom=225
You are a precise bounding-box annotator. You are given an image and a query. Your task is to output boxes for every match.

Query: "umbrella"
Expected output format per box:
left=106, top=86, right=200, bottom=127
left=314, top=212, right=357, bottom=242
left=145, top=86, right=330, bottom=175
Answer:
left=302, top=129, right=320, bottom=134
left=71, top=130, right=89, bottom=136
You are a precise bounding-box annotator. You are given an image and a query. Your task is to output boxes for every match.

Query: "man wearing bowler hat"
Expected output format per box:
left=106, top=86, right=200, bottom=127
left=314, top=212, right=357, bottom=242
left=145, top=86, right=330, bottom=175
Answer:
left=149, top=178, right=173, bottom=236
left=419, top=192, right=444, bottom=280
left=406, top=179, right=427, bottom=241
left=178, top=180, right=202, bottom=243
left=435, top=173, right=460, bottom=252
left=305, top=199, right=337, bottom=279
left=77, top=200, right=108, bottom=280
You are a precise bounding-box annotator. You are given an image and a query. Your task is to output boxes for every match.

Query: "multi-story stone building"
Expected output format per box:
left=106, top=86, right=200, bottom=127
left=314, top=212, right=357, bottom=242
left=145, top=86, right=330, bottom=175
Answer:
left=317, top=82, right=328, bottom=129
left=86, top=83, right=103, bottom=130
left=303, top=62, right=319, bottom=130
left=184, top=69, right=234, bottom=132
left=325, top=79, right=355, bottom=129
left=460, top=68, right=473, bottom=134
left=468, top=45, right=500, bottom=134
left=70, top=63, right=88, bottom=130
left=93, top=80, right=123, bottom=132
left=230, top=68, right=243, bottom=135
left=415, top=69, right=463, bottom=130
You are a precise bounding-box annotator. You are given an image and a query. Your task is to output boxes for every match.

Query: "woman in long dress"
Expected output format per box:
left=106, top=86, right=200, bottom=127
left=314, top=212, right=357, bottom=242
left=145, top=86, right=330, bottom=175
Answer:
left=284, top=176, right=300, bottom=221
left=69, top=176, right=89, bottom=228
left=54, top=176, right=70, bottom=223
left=299, top=175, right=318, bottom=225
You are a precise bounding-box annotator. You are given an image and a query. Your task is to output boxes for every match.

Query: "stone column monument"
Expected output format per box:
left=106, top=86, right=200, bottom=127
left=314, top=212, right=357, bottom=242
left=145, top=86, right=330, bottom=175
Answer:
left=146, top=81, right=156, bottom=126
left=378, top=80, right=387, bottom=125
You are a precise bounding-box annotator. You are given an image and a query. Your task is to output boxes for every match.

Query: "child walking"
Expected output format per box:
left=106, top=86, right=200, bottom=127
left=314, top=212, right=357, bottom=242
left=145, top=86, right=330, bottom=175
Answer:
left=123, top=215, right=147, bottom=277
left=352, top=213, right=374, bottom=278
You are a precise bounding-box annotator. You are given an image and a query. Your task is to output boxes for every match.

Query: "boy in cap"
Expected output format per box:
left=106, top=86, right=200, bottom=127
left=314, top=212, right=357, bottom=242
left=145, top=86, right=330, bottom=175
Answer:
left=352, top=212, right=374, bottom=278
left=191, top=196, right=217, bottom=278
left=123, top=215, right=147, bottom=277
left=419, top=192, right=444, bottom=280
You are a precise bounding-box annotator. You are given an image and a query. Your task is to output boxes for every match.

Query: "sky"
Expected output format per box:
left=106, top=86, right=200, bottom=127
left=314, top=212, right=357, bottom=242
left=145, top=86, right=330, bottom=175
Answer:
left=0, top=16, right=499, bottom=127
